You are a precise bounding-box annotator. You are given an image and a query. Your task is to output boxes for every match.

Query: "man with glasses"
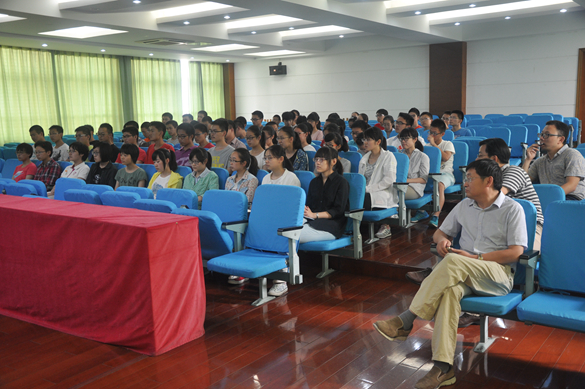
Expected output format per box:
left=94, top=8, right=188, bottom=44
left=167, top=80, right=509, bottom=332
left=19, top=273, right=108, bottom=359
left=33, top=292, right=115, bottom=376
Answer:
left=441, top=111, right=451, bottom=128
left=450, top=110, right=472, bottom=139
left=175, top=123, right=197, bottom=167
left=419, top=112, right=433, bottom=131
left=91, top=123, right=119, bottom=163
left=33, top=141, right=62, bottom=191
left=375, top=159, right=527, bottom=389
left=349, top=120, right=369, bottom=146
left=374, top=108, right=388, bottom=131
left=74, top=126, right=93, bottom=161
left=251, top=110, right=264, bottom=131
left=115, top=127, right=146, bottom=164
left=388, top=112, right=426, bottom=150
left=209, top=118, right=235, bottom=170
left=523, top=120, right=585, bottom=200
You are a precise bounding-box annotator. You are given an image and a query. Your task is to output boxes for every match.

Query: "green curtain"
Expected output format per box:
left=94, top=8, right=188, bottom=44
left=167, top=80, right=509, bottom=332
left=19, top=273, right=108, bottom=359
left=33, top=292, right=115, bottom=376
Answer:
left=0, top=46, right=59, bottom=144
left=131, top=58, right=182, bottom=124
left=54, top=52, right=124, bottom=134
left=190, top=62, right=225, bottom=120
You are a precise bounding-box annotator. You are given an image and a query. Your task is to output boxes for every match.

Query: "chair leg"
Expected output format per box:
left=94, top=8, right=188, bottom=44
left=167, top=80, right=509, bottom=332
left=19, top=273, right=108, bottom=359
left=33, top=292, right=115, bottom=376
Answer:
left=317, top=253, right=335, bottom=279
left=365, top=223, right=379, bottom=244
left=473, top=314, right=496, bottom=353
left=251, top=278, right=276, bottom=306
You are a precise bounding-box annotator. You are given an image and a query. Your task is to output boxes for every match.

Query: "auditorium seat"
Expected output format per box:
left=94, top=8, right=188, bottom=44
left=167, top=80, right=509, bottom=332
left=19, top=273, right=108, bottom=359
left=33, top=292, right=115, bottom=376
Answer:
left=136, top=164, right=157, bottom=182
left=53, top=177, right=86, bottom=200
left=404, top=147, right=442, bottom=222
left=494, top=116, right=524, bottom=126
left=157, top=188, right=198, bottom=209
left=1, top=159, right=21, bottom=179
left=85, top=184, right=114, bottom=196
left=5, top=182, right=37, bottom=196
left=339, top=151, right=361, bottom=173
left=211, top=167, right=228, bottom=190
left=3, top=148, right=17, bottom=160
left=306, top=150, right=316, bottom=172
left=294, top=171, right=314, bottom=197
left=256, top=169, right=268, bottom=185
left=533, top=184, right=565, bottom=215
left=444, top=141, right=468, bottom=200
left=58, top=161, right=72, bottom=172
left=474, top=127, right=511, bottom=145
left=176, top=166, right=192, bottom=178
left=117, top=186, right=154, bottom=199
left=19, top=179, right=48, bottom=197
left=100, top=191, right=140, bottom=208
left=63, top=189, right=102, bottom=205
left=467, top=119, right=492, bottom=126
left=202, top=190, right=248, bottom=248
left=133, top=199, right=177, bottom=213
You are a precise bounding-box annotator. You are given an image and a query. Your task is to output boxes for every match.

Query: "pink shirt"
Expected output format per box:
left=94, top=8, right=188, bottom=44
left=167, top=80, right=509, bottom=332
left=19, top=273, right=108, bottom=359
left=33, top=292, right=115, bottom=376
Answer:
left=12, top=163, right=37, bottom=182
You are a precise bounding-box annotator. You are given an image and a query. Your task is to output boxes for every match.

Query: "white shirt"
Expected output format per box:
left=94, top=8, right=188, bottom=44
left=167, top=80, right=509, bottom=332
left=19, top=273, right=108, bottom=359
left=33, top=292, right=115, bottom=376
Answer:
left=53, top=143, right=70, bottom=162
left=152, top=174, right=171, bottom=198
left=436, top=140, right=456, bottom=175
left=303, top=144, right=316, bottom=152
left=253, top=150, right=265, bottom=169
left=262, top=169, right=301, bottom=187
left=387, top=135, right=426, bottom=151
left=61, top=162, right=90, bottom=180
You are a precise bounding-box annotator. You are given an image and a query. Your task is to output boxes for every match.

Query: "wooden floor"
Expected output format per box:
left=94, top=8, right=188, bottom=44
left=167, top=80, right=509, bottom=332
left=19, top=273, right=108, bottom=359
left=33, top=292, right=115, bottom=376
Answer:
left=2, top=209, right=585, bottom=388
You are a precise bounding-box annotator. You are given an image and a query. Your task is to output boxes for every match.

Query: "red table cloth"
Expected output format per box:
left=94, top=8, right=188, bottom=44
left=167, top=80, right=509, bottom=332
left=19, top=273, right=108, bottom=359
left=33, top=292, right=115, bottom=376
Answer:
left=0, top=196, right=205, bottom=355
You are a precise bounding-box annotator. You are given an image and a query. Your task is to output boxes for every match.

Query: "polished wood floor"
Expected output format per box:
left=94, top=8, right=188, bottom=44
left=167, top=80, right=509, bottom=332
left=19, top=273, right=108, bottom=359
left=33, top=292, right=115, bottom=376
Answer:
left=2, top=210, right=585, bottom=388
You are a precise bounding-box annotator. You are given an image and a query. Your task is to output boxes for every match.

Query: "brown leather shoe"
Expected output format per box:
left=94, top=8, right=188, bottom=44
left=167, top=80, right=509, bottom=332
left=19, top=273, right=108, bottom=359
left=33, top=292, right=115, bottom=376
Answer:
left=458, top=313, right=481, bottom=328
left=415, top=365, right=456, bottom=389
left=406, top=268, right=433, bottom=285
left=373, top=316, right=411, bottom=341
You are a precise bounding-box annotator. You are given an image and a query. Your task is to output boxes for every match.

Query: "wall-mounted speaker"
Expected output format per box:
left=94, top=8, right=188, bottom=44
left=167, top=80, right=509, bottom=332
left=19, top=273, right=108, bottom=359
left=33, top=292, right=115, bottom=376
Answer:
left=269, top=62, right=287, bottom=76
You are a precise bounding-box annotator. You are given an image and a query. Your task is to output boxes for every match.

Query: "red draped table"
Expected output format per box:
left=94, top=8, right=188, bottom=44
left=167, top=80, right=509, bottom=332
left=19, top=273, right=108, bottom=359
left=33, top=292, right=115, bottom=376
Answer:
left=0, top=196, right=205, bottom=355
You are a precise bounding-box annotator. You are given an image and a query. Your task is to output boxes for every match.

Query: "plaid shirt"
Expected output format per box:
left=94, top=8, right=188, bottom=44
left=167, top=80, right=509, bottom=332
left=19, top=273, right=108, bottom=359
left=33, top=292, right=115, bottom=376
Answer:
left=34, top=159, right=62, bottom=190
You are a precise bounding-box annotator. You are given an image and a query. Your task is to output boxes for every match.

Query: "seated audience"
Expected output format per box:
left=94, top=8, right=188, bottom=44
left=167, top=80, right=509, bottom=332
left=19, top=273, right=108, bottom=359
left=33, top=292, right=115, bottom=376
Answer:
left=29, top=125, right=45, bottom=161
left=375, top=109, right=388, bottom=131
left=450, top=110, right=472, bottom=138
left=388, top=112, right=426, bottom=150
left=165, top=120, right=180, bottom=146
left=282, top=111, right=295, bottom=127
left=226, top=148, right=259, bottom=206
left=48, top=125, right=69, bottom=161
left=115, top=144, right=148, bottom=189
left=251, top=110, right=264, bottom=130
left=86, top=142, right=117, bottom=188
left=408, top=107, right=423, bottom=130
left=278, top=126, right=309, bottom=171
left=197, top=110, right=207, bottom=122
left=227, top=120, right=246, bottom=149
left=382, top=115, right=395, bottom=138
left=161, top=112, right=173, bottom=124
left=201, top=116, right=213, bottom=129
left=182, top=113, right=194, bottom=124
left=116, top=126, right=146, bottom=164
left=234, top=116, right=247, bottom=139
left=209, top=119, right=235, bottom=170
left=92, top=123, right=119, bottom=163
left=355, top=132, right=367, bottom=156
left=183, top=148, right=219, bottom=208
left=272, top=114, right=281, bottom=126
left=400, top=127, right=429, bottom=200
left=323, top=132, right=351, bottom=173
left=138, top=121, right=152, bottom=147
left=350, top=120, right=368, bottom=146
left=33, top=141, right=62, bottom=191
left=175, top=123, right=197, bottom=167
left=48, top=142, right=90, bottom=197
left=358, top=113, right=369, bottom=123
left=74, top=126, right=93, bottom=159
left=441, top=111, right=451, bottom=128
left=144, top=121, right=175, bottom=164
left=295, top=123, right=316, bottom=152
left=194, top=122, right=213, bottom=149
left=147, top=148, right=183, bottom=198
left=419, top=111, right=433, bottom=131
left=307, top=112, right=323, bottom=142
left=246, top=125, right=266, bottom=169
left=13, top=143, right=37, bottom=182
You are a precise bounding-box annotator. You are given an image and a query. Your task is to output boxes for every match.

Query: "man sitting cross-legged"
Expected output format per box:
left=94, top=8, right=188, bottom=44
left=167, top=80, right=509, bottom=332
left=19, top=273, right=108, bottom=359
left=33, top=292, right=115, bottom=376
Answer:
left=373, top=159, right=527, bottom=389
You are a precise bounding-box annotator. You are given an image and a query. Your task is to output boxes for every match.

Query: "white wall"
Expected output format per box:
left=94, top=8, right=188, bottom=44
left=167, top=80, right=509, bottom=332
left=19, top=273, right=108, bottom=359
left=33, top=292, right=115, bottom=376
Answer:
left=234, top=45, right=430, bottom=120
left=467, top=29, right=585, bottom=118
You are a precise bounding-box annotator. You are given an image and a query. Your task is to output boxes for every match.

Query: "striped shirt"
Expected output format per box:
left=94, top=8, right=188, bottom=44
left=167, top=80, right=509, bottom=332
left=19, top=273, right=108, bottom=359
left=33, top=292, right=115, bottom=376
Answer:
left=502, top=164, right=544, bottom=226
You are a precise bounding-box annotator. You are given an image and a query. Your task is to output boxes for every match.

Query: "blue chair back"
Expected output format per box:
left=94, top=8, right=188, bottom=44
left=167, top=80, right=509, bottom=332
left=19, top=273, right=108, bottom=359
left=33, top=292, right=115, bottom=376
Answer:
left=157, top=188, right=198, bottom=209
left=58, top=161, right=72, bottom=172
left=387, top=145, right=398, bottom=152
left=245, top=185, right=305, bottom=253
left=343, top=173, right=366, bottom=232
left=522, top=124, right=540, bottom=144
left=422, top=147, right=441, bottom=192
left=474, top=127, right=511, bottom=145
left=63, top=189, right=102, bottom=205
left=392, top=152, right=409, bottom=183
left=3, top=148, right=17, bottom=160
left=339, top=151, right=361, bottom=173
left=494, top=116, right=524, bottom=126
left=484, top=114, right=504, bottom=121
left=136, top=164, right=157, bottom=182
left=117, top=186, right=153, bottom=199
left=133, top=199, right=177, bottom=213
left=256, top=169, right=268, bottom=185
left=202, top=189, right=248, bottom=222
left=506, top=125, right=528, bottom=158
left=5, top=183, right=37, bottom=196
left=294, top=171, right=314, bottom=196
left=176, top=166, right=192, bottom=179
left=451, top=137, right=486, bottom=162
left=101, top=191, right=140, bottom=208
left=513, top=199, right=537, bottom=285
left=538, top=201, right=585, bottom=294
left=0, top=158, right=4, bottom=172
left=2, top=159, right=22, bottom=179
left=85, top=184, right=114, bottom=196
left=525, top=115, right=552, bottom=132
left=510, top=113, right=528, bottom=120
left=54, top=177, right=86, bottom=200
left=172, top=208, right=234, bottom=258
left=451, top=141, right=469, bottom=184
left=468, top=119, right=492, bottom=126
left=533, top=184, right=565, bottom=216
left=465, top=114, right=483, bottom=121
left=443, top=130, right=454, bottom=141
left=306, top=150, right=316, bottom=172
left=211, top=167, right=229, bottom=190
left=20, top=179, right=47, bottom=197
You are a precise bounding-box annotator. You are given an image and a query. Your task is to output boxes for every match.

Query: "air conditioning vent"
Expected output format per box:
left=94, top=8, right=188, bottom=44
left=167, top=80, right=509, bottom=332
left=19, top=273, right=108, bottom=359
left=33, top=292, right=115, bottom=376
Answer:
left=137, top=39, right=212, bottom=47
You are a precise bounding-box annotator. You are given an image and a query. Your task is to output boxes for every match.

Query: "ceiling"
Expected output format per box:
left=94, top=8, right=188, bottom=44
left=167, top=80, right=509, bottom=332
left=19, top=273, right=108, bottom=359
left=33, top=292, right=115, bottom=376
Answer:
left=0, top=0, right=584, bottom=63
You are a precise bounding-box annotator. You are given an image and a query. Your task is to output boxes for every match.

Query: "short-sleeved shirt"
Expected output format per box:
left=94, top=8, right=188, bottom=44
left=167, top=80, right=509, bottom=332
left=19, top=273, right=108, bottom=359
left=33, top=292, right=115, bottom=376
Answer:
left=34, top=159, right=62, bottom=190
left=528, top=145, right=585, bottom=200
left=290, top=148, right=309, bottom=171
left=312, top=130, right=324, bottom=142
left=209, top=145, right=235, bottom=169
left=230, top=137, right=247, bottom=150
left=435, top=140, right=456, bottom=175
left=52, top=143, right=70, bottom=162
left=115, top=167, right=148, bottom=187
left=61, top=163, right=90, bottom=180
left=12, top=162, right=37, bottom=182
left=225, top=170, right=259, bottom=205
left=262, top=169, right=301, bottom=187
left=452, top=128, right=473, bottom=138
left=144, top=143, right=175, bottom=164
left=501, top=164, right=543, bottom=226
left=400, top=148, right=430, bottom=197
left=115, top=147, right=146, bottom=164
left=440, top=192, right=528, bottom=271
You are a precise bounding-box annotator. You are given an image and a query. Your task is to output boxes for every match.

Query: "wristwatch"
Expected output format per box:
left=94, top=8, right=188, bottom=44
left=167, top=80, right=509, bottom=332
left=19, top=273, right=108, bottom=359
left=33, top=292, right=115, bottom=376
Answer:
left=478, top=253, right=483, bottom=261
left=315, top=213, right=319, bottom=219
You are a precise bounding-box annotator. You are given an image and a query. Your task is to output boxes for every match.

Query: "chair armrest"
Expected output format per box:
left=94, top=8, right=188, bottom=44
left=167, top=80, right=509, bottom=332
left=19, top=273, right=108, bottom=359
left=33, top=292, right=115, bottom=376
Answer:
left=221, top=220, right=248, bottom=234
left=519, top=250, right=540, bottom=298
left=428, top=173, right=443, bottom=177
left=346, top=208, right=364, bottom=221
left=394, top=182, right=409, bottom=193
left=458, top=166, right=467, bottom=173
left=277, top=225, right=303, bottom=240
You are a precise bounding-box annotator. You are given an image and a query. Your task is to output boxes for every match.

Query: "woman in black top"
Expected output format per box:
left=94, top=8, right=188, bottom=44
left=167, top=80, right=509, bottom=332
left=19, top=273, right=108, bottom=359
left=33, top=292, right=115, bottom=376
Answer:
left=86, top=142, right=117, bottom=188
left=300, top=146, right=350, bottom=243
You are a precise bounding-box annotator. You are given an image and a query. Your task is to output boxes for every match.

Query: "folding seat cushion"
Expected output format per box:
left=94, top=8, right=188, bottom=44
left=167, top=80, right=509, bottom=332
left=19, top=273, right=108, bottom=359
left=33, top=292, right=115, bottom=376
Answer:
left=63, top=189, right=102, bottom=205
left=172, top=208, right=233, bottom=259
left=117, top=186, right=153, bottom=199
left=133, top=199, right=177, bottom=213
left=5, top=183, right=37, bottom=196
left=85, top=184, right=114, bottom=196
left=19, top=179, right=47, bottom=197
left=53, top=177, right=86, bottom=200
left=100, top=191, right=140, bottom=208
left=157, top=188, right=198, bottom=209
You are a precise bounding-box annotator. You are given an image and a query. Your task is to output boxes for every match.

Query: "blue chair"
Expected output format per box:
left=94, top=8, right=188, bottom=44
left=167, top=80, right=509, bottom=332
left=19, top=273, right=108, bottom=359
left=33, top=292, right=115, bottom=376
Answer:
left=387, top=145, right=398, bottom=152
left=306, top=150, right=316, bottom=172
left=339, top=151, right=362, bottom=174
left=211, top=167, right=229, bottom=190
left=451, top=137, right=486, bottom=162
left=157, top=188, right=198, bottom=209
left=465, top=114, right=483, bottom=121
left=522, top=124, right=540, bottom=146
left=19, top=179, right=47, bottom=197
left=256, top=169, right=269, bottom=185
left=2, top=159, right=22, bottom=179
left=117, top=186, right=154, bottom=199
left=5, top=183, right=37, bottom=196
left=533, top=184, right=565, bottom=215
left=348, top=145, right=358, bottom=152
left=494, top=116, right=524, bottom=126
left=63, top=189, right=102, bottom=205
left=294, top=171, right=314, bottom=197
left=207, top=185, right=305, bottom=306
left=299, top=173, right=366, bottom=278
left=85, top=184, right=114, bottom=196
left=58, top=161, right=72, bottom=172
left=445, top=141, right=469, bottom=200
left=484, top=114, right=504, bottom=121
left=202, top=190, right=248, bottom=248
left=468, top=119, right=492, bottom=126
left=474, top=127, right=511, bottom=145
left=136, top=164, right=157, bottom=182
left=442, top=130, right=454, bottom=141
left=404, top=147, right=442, bottom=221
left=510, top=113, right=528, bottom=120
left=133, top=199, right=177, bottom=213
left=3, top=148, right=17, bottom=160
left=53, top=177, right=86, bottom=200
left=177, top=166, right=192, bottom=179
left=100, top=191, right=140, bottom=208
left=0, top=158, right=4, bottom=172
left=525, top=115, right=552, bottom=134
left=517, top=201, right=585, bottom=333
left=507, top=125, right=528, bottom=166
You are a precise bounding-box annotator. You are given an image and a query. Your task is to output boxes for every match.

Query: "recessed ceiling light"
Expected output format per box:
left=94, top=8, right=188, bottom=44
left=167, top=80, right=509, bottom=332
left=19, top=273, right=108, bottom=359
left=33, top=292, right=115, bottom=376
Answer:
left=41, top=43, right=48, bottom=47
left=289, top=27, right=294, bottom=30
left=560, top=8, right=567, bottom=12
left=415, top=11, right=421, bottom=15
left=224, top=15, right=230, bottom=19
left=190, top=57, right=194, bottom=59
left=469, top=4, right=476, bottom=7
left=244, top=50, right=305, bottom=57
left=226, top=15, right=301, bottom=29
left=226, top=59, right=230, bottom=62
left=149, top=53, right=153, bottom=56
left=251, top=31, right=256, bottom=34
left=100, top=49, right=106, bottom=52
left=133, top=0, right=141, bottom=3
left=505, top=16, right=511, bottom=19
left=183, top=21, right=190, bottom=25
left=39, top=26, right=127, bottom=39
left=193, top=44, right=259, bottom=52
left=454, top=22, right=461, bottom=25
left=339, top=35, right=344, bottom=38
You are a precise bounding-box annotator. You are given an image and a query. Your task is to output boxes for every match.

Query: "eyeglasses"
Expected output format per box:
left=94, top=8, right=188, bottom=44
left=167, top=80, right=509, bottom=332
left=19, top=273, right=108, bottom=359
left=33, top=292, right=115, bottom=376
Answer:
left=324, top=142, right=337, bottom=148
left=314, top=157, right=327, bottom=164
left=245, top=136, right=257, bottom=141
left=429, top=131, right=440, bottom=136
left=399, top=137, right=414, bottom=141
left=194, top=133, right=203, bottom=137
left=264, top=155, right=275, bottom=161
left=375, top=113, right=383, bottom=117
left=251, top=118, right=261, bottom=122
left=229, top=158, right=242, bottom=163
left=538, top=133, right=563, bottom=139
left=92, top=151, right=100, bottom=156
left=463, top=176, right=481, bottom=184
left=75, top=133, right=87, bottom=138
left=395, top=121, right=407, bottom=126
left=35, top=150, right=46, bottom=155
left=177, top=134, right=188, bottom=139
left=276, top=136, right=290, bottom=141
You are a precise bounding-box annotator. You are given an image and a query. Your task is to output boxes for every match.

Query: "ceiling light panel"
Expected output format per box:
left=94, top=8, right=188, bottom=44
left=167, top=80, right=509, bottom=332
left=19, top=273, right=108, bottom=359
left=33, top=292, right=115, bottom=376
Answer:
left=225, top=15, right=303, bottom=32
left=39, top=26, right=127, bottom=39
left=193, top=44, right=259, bottom=52
left=244, top=50, right=305, bottom=57
left=154, top=2, right=246, bottom=23
left=280, top=25, right=360, bottom=40
left=385, top=0, right=491, bottom=14
left=0, top=14, right=26, bottom=23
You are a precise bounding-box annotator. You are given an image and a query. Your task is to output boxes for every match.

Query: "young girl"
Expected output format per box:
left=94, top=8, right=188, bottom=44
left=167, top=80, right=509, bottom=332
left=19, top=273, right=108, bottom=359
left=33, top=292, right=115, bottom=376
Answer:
left=246, top=125, right=266, bottom=169
left=147, top=148, right=183, bottom=198
left=323, top=132, right=351, bottom=173
left=263, top=126, right=278, bottom=148
left=295, top=123, right=316, bottom=152
left=48, top=141, right=90, bottom=197
left=277, top=126, right=309, bottom=171
left=12, top=143, right=37, bottom=182
left=226, top=148, right=259, bottom=206
left=307, top=112, right=323, bottom=142
left=86, top=142, right=117, bottom=188
left=115, top=144, right=148, bottom=189
left=183, top=148, right=219, bottom=208
left=301, top=147, right=349, bottom=243
left=399, top=127, right=429, bottom=201
left=358, top=127, right=397, bottom=239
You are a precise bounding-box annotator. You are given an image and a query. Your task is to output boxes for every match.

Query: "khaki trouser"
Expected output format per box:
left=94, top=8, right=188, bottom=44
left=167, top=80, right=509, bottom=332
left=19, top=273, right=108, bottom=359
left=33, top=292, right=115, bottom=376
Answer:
left=533, top=224, right=543, bottom=251
left=409, top=253, right=514, bottom=364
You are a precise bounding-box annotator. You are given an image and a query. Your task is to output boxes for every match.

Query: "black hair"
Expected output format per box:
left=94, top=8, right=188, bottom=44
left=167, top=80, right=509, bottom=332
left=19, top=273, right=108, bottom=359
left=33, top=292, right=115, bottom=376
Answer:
left=398, top=112, right=414, bottom=126
left=480, top=138, right=511, bottom=164
left=183, top=113, right=194, bottom=121
left=85, top=124, right=94, bottom=134
left=69, top=141, right=89, bottom=161
left=292, top=109, right=300, bottom=118
left=125, top=121, right=139, bottom=129
left=120, top=143, right=140, bottom=163
left=282, top=111, right=295, bottom=122
left=122, top=126, right=139, bottom=138
left=197, top=110, right=207, bottom=116
left=99, top=123, right=113, bottom=135
left=150, top=121, right=167, bottom=137
left=350, top=120, right=369, bottom=131
left=327, top=112, right=340, bottom=121
left=363, top=127, right=387, bottom=150
left=75, top=125, right=91, bottom=137
left=348, top=117, right=356, bottom=126
left=272, top=114, right=281, bottom=122
left=193, top=123, right=208, bottom=134
left=466, top=159, right=503, bottom=191
left=177, top=123, right=195, bottom=139
left=266, top=144, right=294, bottom=172
left=49, top=125, right=64, bottom=135
left=263, top=126, right=278, bottom=145
left=430, top=119, right=447, bottom=133
left=140, top=121, right=150, bottom=130
left=16, top=143, right=33, bottom=158
left=376, top=108, right=389, bottom=116
left=35, top=141, right=53, bottom=157
left=152, top=148, right=177, bottom=172
left=252, top=110, right=264, bottom=120
left=451, top=109, right=465, bottom=121
left=359, top=113, right=369, bottom=122
left=189, top=147, right=212, bottom=169
left=324, top=131, right=349, bottom=152
left=307, top=112, right=321, bottom=130
left=233, top=148, right=259, bottom=176
left=211, top=118, right=228, bottom=133
left=202, top=116, right=213, bottom=123
left=29, top=125, right=44, bottom=135
left=278, top=126, right=302, bottom=150
left=167, top=120, right=178, bottom=129
left=227, top=120, right=235, bottom=131
left=297, top=115, right=307, bottom=125
left=546, top=120, right=570, bottom=140
left=295, top=123, right=312, bottom=144
left=162, top=112, right=173, bottom=120
left=94, top=141, right=113, bottom=163
left=335, top=118, right=346, bottom=132
left=315, top=146, right=343, bottom=175
left=420, top=111, right=433, bottom=119
left=443, top=111, right=451, bottom=116
left=247, top=125, right=266, bottom=149
left=355, top=132, right=365, bottom=147
left=399, top=127, right=424, bottom=152
left=383, top=115, right=394, bottom=124
left=235, top=116, right=247, bottom=129
left=408, top=107, right=421, bottom=117
left=323, top=123, right=340, bottom=136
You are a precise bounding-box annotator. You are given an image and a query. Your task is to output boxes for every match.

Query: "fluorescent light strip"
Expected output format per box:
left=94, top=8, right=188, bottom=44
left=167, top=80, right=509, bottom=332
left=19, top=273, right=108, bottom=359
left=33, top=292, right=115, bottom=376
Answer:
left=427, top=0, right=573, bottom=21
left=153, top=2, right=232, bottom=18
left=193, top=44, right=259, bottom=52
left=226, top=15, right=301, bottom=30
left=279, top=25, right=351, bottom=37
left=39, top=26, right=127, bottom=39
left=384, top=0, right=447, bottom=8
left=244, top=50, right=305, bottom=57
